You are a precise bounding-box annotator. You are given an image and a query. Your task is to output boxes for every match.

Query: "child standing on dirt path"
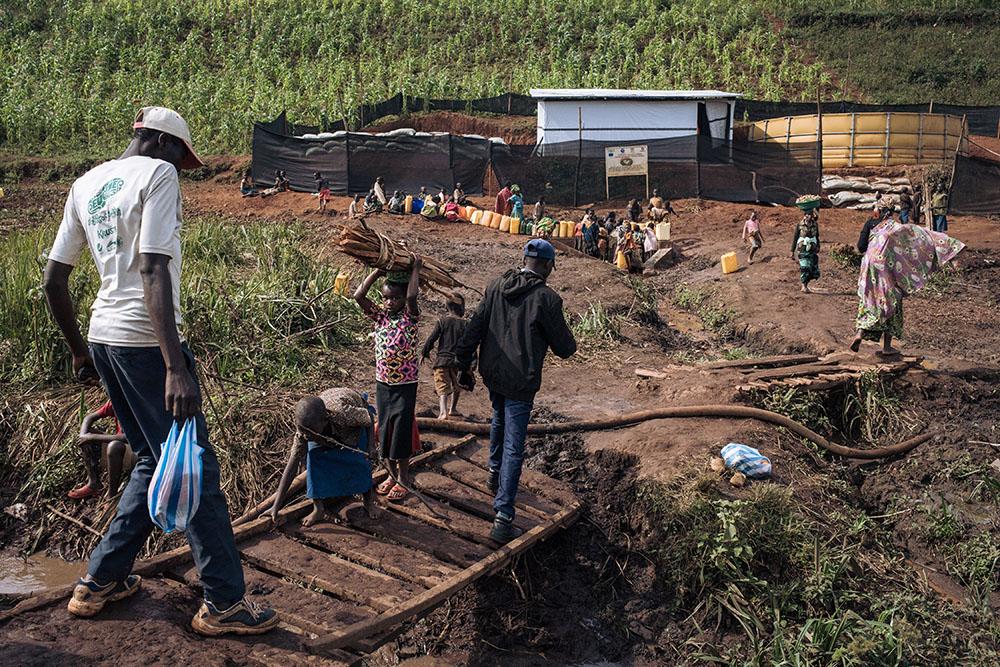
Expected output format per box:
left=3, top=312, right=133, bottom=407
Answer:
left=68, top=399, right=134, bottom=500
left=742, top=211, right=764, bottom=264
left=314, top=171, right=331, bottom=213
left=354, top=258, right=422, bottom=503
left=421, top=296, right=472, bottom=420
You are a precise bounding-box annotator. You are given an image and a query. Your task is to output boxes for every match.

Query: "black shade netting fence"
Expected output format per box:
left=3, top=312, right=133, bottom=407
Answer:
left=490, top=137, right=820, bottom=206
left=251, top=123, right=489, bottom=196
left=951, top=153, right=1000, bottom=215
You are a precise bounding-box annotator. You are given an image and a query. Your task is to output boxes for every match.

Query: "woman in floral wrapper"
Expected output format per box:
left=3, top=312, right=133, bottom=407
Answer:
left=850, top=218, right=965, bottom=356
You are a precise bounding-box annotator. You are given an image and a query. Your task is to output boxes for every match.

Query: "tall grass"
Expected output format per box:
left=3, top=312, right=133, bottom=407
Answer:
left=0, top=0, right=832, bottom=154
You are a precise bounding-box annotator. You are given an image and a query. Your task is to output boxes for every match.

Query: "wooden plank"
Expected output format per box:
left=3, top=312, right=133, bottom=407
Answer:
left=411, top=470, right=539, bottom=532
left=745, top=362, right=851, bottom=382
left=433, top=457, right=562, bottom=517
left=249, top=646, right=359, bottom=667
left=240, top=533, right=424, bottom=612
left=310, top=500, right=583, bottom=652
left=175, top=563, right=375, bottom=636
left=635, top=368, right=668, bottom=380
left=454, top=441, right=576, bottom=505
left=699, top=354, right=818, bottom=370
left=335, top=502, right=490, bottom=568
left=283, top=522, right=459, bottom=589
left=378, top=491, right=496, bottom=547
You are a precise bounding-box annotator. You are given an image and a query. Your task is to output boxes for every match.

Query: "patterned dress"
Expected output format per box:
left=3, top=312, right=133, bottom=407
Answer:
left=372, top=308, right=419, bottom=386
left=856, top=220, right=965, bottom=340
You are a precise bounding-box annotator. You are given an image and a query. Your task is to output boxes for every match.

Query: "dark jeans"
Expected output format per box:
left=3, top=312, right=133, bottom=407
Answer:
left=899, top=210, right=910, bottom=223
left=933, top=214, right=948, bottom=232
left=488, top=390, right=534, bottom=520
left=88, top=343, right=245, bottom=608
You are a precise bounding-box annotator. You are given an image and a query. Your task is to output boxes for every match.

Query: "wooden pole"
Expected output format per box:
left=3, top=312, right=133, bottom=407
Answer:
left=574, top=106, right=582, bottom=207
left=816, top=83, right=823, bottom=177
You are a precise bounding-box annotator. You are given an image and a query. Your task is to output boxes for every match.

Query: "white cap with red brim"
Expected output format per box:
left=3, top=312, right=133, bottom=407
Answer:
left=133, top=106, right=204, bottom=170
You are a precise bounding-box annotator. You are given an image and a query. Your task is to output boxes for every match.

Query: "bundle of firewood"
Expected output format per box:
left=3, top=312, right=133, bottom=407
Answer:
left=336, top=221, right=472, bottom=294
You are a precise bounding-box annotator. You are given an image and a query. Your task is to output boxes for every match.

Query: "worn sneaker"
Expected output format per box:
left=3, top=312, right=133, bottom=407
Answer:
left=487, top=468, right=500, bottom=494
left=191, top=597, right=279, bottom=636
left=67, top=574, right=142, bottom=617
left=490, top=514, right=523, bottom=544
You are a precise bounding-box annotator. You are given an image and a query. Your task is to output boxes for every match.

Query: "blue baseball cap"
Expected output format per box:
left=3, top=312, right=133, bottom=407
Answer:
left=523, top=239, right=556, bottom=264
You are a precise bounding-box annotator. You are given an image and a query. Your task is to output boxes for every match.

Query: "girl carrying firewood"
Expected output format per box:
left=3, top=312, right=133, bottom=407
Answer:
left=354, top=257, right=423, bottom=502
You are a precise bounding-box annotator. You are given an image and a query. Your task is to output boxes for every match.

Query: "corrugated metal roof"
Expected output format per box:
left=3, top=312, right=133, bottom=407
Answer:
left=530, top=88, right=741, bottom=101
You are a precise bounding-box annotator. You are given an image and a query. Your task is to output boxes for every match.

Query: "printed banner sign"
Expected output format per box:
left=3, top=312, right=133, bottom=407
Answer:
left=605, top=145, right=648, bottom=178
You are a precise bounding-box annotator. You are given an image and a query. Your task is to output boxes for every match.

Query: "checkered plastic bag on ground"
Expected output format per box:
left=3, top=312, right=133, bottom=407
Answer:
left=721, top=443, right=772, bottom=479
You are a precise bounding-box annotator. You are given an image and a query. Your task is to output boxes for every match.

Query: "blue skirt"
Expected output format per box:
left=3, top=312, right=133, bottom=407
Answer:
left=306, top=435, right=373, bottom=500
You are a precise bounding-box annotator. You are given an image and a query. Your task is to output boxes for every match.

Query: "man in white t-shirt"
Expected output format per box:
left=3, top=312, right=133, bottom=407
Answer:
left=43, top=106, right=278, bottom=636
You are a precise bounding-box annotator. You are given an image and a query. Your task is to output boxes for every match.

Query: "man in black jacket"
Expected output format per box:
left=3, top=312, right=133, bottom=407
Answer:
left=456, top=239, right=577, bottom=543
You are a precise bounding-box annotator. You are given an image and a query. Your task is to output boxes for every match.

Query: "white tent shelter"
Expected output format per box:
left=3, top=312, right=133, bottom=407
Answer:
left=530, top=89, right=741, bottom=146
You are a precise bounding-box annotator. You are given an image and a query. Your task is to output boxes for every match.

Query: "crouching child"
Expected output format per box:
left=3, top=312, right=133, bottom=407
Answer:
left=270, top=388, right=377, bottom=526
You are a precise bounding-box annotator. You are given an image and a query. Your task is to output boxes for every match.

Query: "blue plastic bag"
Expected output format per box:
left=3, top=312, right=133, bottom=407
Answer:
left=147, top=418, right=204, bottom=533
left=721, top=443, right=772, bottom=479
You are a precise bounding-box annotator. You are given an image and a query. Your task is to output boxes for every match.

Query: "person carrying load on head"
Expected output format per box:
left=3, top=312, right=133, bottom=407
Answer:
left=269, top=388, right=377, bottom=526
left=354, top=259, right=423, bottom=503
left=455, top=240, right=576, bottom=544
left=44, top=106, right=277, bottom=635
left=791, top=202, right=821, bottom=293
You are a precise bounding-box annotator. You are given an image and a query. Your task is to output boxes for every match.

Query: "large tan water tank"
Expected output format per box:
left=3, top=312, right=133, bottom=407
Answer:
left=746, top=112, right=965, bottom=167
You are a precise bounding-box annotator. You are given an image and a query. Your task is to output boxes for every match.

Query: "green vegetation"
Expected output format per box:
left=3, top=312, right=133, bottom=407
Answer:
left=776, top=0, right=1000, bottom=106
left=571, top=302, right=623, bottom=345
left=0, top=0, right=834, bottom=154
left=0, top=217, right=367, bottom=557
left=636, top=472, right=999, bottom=665
left=673, top=284, right=737, bottom=335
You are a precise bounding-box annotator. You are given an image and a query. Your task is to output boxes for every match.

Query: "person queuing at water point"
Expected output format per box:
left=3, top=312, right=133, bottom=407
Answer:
left=643, top=222, right=658, bottom=262
left=495, top=181, right=512, bottom=214
left=627, top=199, right=642, bottom=223
left=455, top=239, right=577, bottom=543
left=508, top=185, right=524, bottom=219
left=850, top=208, right=965, bottom=356
left=742, top=211, right=764, bottom=264
left=931, top=188, right=949, bottom=232
left=388, top=190, right=407, bottom=215
left=43, top=106, right=278, bottom=635
left=791, top=209, right=821, bottom=293
left=314, top=171, right=331, bottom=213
left=421, top=295, right=472, bottom=420
left=67, top=399, right=134, bottom=500
left=648, top=188, right=677, bottom=221
left=443, top=196, right=461, bottom=222
left=349, top=193, right=364, bottom=219
left=453, top=182, right=469, bottom=205
left=354, top=259, right=422, bottom=503
left=373, top=176, right=387, bottom=206
left=364, top=189, right=383, bottom=214
left=534, top=197, right=546, bottom=221
left=421, top=195, right=442, bottom=220
left=269, top=388, right=377, bottom=526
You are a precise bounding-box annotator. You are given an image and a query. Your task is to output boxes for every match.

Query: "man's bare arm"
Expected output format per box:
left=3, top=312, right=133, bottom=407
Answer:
left=139, top=253, right=200, bottom=421
left=43, top=260, right=95, bottom=379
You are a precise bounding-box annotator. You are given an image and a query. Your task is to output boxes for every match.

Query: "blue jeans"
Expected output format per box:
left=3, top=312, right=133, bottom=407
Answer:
left=88, top=343, right=245, bottom=607
left=488, top=391, right=534, bottom=520
left=933, top=214, right=948, bottom=232
left=900, top=210, right=910, bottom=223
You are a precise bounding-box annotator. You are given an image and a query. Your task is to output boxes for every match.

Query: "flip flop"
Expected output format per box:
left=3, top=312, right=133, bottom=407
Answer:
left=67, top=484, right=99, bottom=500
left=375, top=479, right=395, bottom=496
left=387, top=484, right=408, bottom=502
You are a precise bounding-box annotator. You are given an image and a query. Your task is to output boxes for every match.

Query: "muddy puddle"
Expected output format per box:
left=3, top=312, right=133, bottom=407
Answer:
left=0, top=550, right=84, bottom=597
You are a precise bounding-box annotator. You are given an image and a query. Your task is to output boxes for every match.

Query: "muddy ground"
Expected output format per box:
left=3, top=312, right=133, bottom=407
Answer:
left=1, top=164, right=999, bottom=665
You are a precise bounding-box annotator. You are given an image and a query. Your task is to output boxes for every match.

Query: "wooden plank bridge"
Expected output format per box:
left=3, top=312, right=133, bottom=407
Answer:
left=0, top=435, right=581, bottom=665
